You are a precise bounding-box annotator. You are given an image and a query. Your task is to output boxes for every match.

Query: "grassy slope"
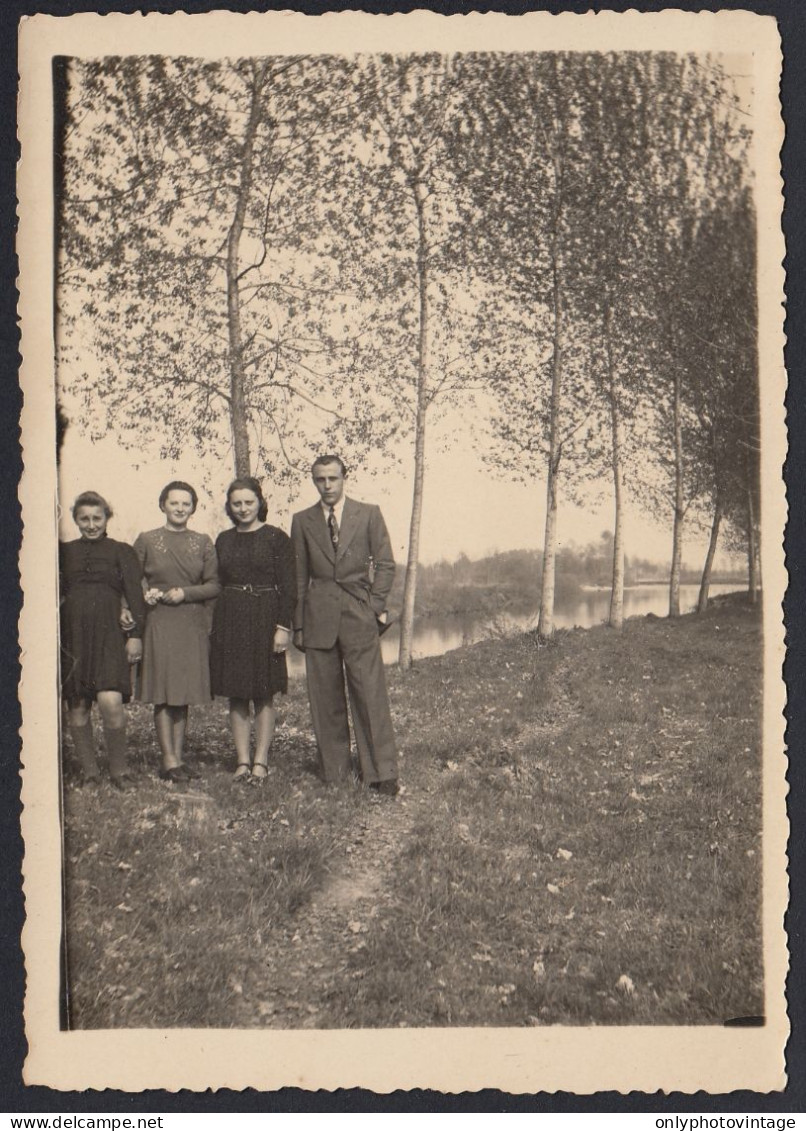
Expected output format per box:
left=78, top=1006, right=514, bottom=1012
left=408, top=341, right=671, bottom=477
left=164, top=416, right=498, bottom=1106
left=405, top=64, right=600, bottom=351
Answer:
left=62, top=596, right=762, bottom=1028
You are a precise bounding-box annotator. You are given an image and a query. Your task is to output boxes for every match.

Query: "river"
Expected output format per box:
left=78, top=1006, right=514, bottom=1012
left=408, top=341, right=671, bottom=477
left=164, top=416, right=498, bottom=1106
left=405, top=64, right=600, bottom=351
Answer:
left=285, top=582, right=744, bottom=678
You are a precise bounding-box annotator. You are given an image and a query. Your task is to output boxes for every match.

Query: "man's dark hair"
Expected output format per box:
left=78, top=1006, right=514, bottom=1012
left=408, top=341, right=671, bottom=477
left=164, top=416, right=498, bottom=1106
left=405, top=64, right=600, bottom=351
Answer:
left=311, top=455, right=347, bottom=477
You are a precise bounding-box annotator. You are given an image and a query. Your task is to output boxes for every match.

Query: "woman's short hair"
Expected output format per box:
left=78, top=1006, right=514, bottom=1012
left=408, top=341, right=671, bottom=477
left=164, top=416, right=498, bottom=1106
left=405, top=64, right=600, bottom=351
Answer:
left=72, top=491, right=113, bottom=521
left=225, top=477, right=268, bottom=524
left=158, top=480, right=198, bottom=513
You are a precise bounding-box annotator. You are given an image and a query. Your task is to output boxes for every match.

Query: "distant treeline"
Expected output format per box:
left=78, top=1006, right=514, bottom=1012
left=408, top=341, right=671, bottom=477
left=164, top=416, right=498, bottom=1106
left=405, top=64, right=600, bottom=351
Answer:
left=389, top=540, right=746, bottom=619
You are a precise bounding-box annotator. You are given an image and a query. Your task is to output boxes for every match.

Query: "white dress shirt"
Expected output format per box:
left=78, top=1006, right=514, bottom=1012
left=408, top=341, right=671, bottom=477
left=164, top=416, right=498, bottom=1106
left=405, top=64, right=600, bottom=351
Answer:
left=320, top=496, right=347, bottom=528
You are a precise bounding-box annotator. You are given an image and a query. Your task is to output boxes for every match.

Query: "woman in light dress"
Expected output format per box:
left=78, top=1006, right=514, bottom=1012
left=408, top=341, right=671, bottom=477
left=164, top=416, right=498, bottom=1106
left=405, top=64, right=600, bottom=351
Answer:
left=134, top=481, right=220, bottom=783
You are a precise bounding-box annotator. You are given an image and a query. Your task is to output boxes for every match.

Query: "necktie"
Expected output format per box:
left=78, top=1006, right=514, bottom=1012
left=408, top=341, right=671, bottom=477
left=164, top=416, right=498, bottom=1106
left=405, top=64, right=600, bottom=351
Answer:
left=328, top=506, right=339, bottom=549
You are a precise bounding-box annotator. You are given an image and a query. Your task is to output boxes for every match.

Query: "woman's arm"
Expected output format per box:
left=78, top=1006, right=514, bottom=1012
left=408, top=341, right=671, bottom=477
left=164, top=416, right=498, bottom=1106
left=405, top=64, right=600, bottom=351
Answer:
left=178, top=536, right=221, bottom=602
left=118, top=542, right=147, bottom=637
left=276, top=529, right=296, bottom=631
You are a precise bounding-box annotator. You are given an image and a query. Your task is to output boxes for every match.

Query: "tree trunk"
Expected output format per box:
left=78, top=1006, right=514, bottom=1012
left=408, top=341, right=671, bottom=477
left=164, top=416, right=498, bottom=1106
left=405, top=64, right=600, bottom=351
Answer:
left=538, top=292, right=562, bottom=639
left=604, top=303, right=625, bottom=629
left=747, top=483, right=759, bottom=604
left=669, top=368, right=685, bottom=617
left=697, top=498, right=723, bottom=613
left=538, top=153, right=565, bottom=641
left=226, top=62, right=268, bottom=478
left=399, top=182, right=430, bottom=670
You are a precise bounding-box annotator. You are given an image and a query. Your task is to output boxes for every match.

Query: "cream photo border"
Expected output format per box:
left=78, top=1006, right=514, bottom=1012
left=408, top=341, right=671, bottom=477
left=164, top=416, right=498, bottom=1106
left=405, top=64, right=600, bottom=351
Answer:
left=18, top=7, right=789, bottom=1093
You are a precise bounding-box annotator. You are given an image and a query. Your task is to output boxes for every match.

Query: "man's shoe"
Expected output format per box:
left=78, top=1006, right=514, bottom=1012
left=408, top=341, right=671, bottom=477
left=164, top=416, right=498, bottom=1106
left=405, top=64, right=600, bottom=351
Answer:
left=371, top=779, right=399, bottom=797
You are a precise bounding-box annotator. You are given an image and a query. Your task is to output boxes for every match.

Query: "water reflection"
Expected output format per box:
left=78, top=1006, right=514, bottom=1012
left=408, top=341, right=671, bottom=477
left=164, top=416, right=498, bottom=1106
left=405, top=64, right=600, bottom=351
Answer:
left=285, top=582, right=742, bottom=678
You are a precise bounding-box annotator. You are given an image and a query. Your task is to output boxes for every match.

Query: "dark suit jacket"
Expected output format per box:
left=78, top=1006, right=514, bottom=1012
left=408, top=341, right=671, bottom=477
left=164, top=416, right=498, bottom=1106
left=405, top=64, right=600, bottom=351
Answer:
left=290, top=497, right=395, bottom=650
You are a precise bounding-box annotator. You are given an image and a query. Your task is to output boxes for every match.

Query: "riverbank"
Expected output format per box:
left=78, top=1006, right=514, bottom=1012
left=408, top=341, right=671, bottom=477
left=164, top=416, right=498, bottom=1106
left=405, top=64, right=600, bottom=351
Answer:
left=62, top=594, right=762, bottom=1028
left=409, top=575, right=581, bottom=619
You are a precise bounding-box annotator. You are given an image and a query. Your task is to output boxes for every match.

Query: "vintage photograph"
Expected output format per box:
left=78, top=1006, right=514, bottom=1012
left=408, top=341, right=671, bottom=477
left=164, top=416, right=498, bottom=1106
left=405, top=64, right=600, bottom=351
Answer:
left=18, top=9, right=788, bottom=1093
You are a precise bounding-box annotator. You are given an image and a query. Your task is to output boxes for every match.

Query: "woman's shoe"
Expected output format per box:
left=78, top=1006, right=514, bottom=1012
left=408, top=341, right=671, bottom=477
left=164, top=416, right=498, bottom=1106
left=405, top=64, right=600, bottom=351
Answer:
left=233, top=763, right=251, bottom=783
left=250, top=762, right=269, bottom=786
left=159, top=766, right=186, bottom=784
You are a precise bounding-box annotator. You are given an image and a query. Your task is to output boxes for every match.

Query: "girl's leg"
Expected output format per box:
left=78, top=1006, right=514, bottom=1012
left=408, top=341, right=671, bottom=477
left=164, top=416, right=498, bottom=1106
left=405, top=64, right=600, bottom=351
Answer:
left=229, top=699, right=252, bottom=777
left=251, top=697, right=276, bottom=780
left=97, top=690, right=129, bottom=785
left=67, top=698, right=99, bottom=781
left=172, top=706, right=188, bottom=764
left=172, top=706, right=199, bottom=775
left=154, top=704, right=180, bottom=771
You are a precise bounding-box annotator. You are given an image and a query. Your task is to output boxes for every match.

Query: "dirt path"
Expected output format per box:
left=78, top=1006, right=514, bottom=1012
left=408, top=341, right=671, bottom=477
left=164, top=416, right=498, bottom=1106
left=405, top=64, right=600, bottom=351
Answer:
left=232, top=789, right=415, bottom=1028
left=228, top=659, right=579, bottom=1029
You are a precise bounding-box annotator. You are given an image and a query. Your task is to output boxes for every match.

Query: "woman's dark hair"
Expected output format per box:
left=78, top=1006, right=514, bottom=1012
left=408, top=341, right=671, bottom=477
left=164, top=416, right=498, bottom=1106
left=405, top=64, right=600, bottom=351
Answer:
left=72, top=491, right=113, bottom=521
left=158, top=480, right=198, bottom=514
left=225, top=477, right=268, bottom=524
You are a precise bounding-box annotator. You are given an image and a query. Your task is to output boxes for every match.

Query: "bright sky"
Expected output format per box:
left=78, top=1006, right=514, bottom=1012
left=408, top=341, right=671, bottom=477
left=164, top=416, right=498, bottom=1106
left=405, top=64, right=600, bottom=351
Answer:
left=55, top=50, right=752, bottom=577
left=57, top=406, right=741, bottom=574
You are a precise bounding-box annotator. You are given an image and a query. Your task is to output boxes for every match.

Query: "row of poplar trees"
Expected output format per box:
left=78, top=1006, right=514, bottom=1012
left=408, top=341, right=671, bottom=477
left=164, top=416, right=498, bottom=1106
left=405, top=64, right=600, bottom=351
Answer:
left=56, top=51, right=760, bottom=667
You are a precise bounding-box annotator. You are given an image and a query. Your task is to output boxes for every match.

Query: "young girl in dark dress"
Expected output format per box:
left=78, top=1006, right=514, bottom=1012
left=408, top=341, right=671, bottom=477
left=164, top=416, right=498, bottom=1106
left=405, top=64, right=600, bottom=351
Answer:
left=59, top=492, right=145, bottom=789
left=210, top=478, right=294, bottom=783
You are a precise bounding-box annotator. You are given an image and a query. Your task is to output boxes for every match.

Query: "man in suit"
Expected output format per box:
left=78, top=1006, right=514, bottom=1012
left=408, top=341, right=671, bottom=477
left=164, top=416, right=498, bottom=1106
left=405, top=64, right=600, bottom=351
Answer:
left=291, top=455, right=399, bottom=795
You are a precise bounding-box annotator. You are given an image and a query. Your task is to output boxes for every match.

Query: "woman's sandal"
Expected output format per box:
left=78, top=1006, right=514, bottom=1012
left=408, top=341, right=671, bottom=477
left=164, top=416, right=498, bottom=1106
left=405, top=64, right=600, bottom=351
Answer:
left=233, top=763, right=251, bottom=783
left=250, top=762, right=269, bottom=786
left=159, top=766, right=186, bottom=784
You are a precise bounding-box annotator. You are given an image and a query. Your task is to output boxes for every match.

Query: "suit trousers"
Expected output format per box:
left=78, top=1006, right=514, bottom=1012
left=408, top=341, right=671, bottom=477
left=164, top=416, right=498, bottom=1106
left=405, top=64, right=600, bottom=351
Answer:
left=304, top=589, right=397, bottom=785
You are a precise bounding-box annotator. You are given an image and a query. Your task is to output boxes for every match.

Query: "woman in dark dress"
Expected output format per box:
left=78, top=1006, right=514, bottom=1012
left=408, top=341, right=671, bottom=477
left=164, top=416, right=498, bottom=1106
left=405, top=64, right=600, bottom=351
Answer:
left=210, top=478, right=294, bottom=784
left=59, top=491, right=145, bottom=790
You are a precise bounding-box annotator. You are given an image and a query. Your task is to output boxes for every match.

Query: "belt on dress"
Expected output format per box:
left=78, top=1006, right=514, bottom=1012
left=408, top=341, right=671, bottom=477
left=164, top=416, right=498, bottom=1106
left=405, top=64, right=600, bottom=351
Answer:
left=224, top=584, right=279, bottom=595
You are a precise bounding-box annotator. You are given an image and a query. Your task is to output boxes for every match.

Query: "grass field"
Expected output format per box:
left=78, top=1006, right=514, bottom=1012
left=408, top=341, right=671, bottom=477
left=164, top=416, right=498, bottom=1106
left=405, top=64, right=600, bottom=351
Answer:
left=61, top=594, right=763, bottom=1028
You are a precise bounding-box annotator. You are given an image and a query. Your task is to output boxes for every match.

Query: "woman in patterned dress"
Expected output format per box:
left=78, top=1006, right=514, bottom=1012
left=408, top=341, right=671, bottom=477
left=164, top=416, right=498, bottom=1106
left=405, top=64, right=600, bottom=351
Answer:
left=59, top=491, right=145, bottom=790
left=134, top=482, right=220, bottom=783
left=210, top=478, right=294, bottom=784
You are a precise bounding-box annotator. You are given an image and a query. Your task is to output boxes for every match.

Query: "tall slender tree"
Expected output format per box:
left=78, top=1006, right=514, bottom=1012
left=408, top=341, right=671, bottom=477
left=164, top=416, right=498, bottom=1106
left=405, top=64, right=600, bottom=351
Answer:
left=451, top=52, right=603, bottom=640
left=342, top=54, right=485, bottom=668
left=638, top=54, right=752, bottom=616
left=57, top=56, right=387, bottom=483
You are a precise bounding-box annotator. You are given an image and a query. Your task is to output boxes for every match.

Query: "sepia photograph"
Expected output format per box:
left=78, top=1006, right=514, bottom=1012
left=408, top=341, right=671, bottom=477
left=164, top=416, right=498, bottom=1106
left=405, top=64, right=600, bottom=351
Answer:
left=17, top=7, right=788, bottom=1094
